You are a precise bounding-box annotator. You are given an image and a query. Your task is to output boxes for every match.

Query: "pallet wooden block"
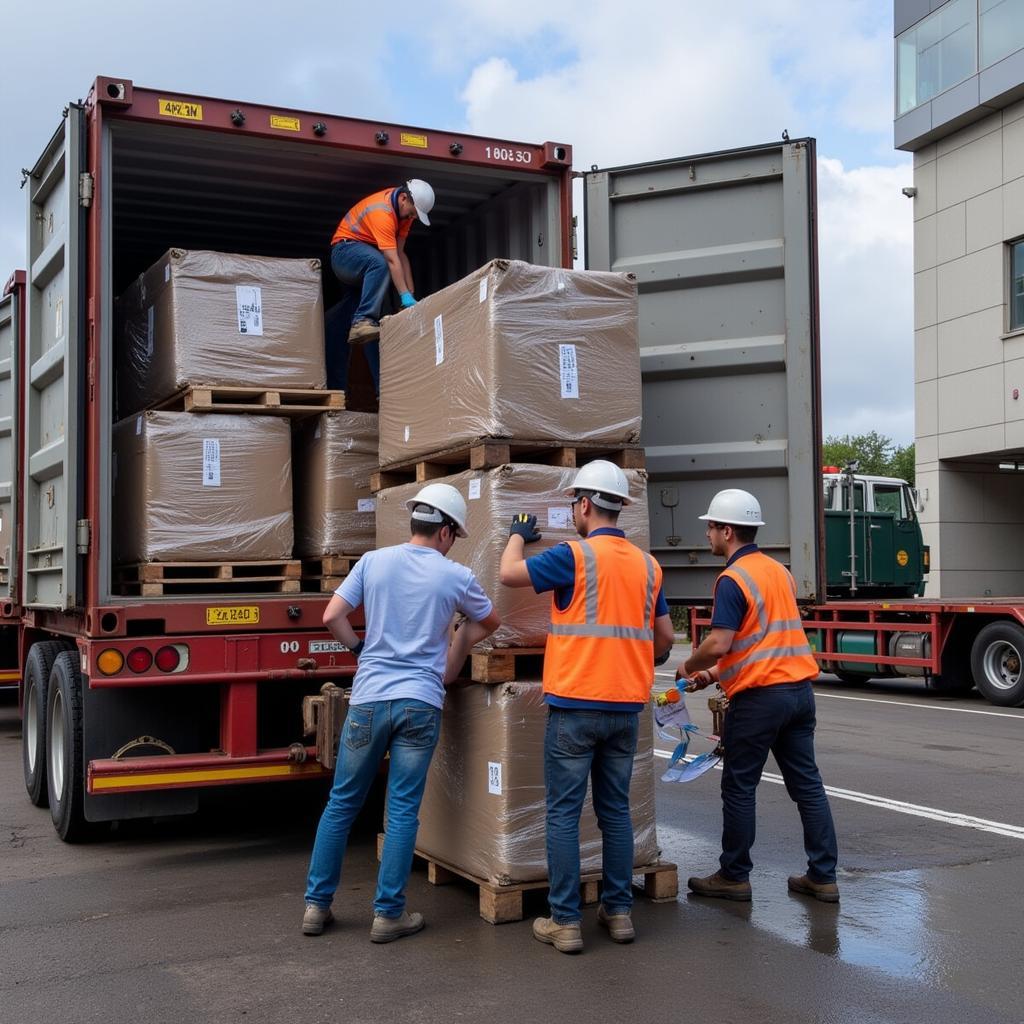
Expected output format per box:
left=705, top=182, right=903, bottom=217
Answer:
left=372, top=439, right=645, bottom=491
left=470, top=647, right=545, bottom=683
left=158, top=385, right=345, bottom=417
left=114, top=559, right=302, bottom=597
left=299, top=554, right=362, bottom=594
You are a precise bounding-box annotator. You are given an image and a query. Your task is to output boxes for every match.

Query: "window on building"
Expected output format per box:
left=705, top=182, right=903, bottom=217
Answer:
left=981, top=0, right=1024, bottom=68
left=1011, top=240, right=1024, bottom=331
left=897, top=0, right=977, bottom=115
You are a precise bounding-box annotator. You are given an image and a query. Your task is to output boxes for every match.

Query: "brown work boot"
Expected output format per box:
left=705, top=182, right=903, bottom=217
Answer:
left=597, top=904, right=635, bottom=943
left=532, top=916, right=583, bottom=954
left=788, top=874, right=840, bottom=903
left=302, top=902, right=334, bottom=936
left=687, top=870, right=752, bottom=901
left=347, top=319, right=381, bottom=344
left=370, top=910, right=424, bottom=943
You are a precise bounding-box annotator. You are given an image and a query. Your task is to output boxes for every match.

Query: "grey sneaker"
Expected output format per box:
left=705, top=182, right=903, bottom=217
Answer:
left=370, top=910, right=424, bottom=943
left=687, top=870, right=753, bottom=902
left=302, top=902, right=334, bottom=936
left=788, top=874, right=840, bottom=903
left=597, top=904, right=635, bottom=943
left=532, top=916, right=583, bottom=954
left=347, top=319, right=381, bottom=344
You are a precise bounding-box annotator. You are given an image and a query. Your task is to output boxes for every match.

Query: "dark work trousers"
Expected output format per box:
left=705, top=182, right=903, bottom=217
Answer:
left=719, top=680, right=838, bottom=883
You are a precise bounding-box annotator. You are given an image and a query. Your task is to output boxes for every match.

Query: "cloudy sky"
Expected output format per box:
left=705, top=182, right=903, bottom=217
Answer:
left=0, top=0, right=913, bottom=442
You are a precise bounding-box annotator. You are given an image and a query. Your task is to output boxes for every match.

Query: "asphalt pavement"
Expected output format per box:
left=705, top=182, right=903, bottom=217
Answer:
left=1, top=647, right=1022, bottom=1024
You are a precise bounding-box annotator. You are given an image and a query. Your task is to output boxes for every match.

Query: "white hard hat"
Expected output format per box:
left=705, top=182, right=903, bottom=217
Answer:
left=405, top=179, right=434, bottom=226
left=564, top=460, right=633, bottom=510
left=406, top=482, right=468, bottom=537
left=698, top=489, right=765, bottom=527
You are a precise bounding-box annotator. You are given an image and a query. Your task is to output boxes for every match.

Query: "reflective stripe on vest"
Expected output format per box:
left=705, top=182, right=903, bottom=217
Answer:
left=342, top=200, right=393, bottom=237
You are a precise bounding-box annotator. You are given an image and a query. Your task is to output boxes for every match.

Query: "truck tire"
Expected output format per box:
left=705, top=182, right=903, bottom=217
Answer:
left=46, top=651, right=99, bottom=842
left=970, top=621, right=1024, bottom=707
left=22, top=640, right=74, bottom=807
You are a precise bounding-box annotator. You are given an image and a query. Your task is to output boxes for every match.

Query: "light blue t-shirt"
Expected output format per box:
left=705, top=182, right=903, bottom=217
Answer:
left=337, top=543, right=493, bottom=709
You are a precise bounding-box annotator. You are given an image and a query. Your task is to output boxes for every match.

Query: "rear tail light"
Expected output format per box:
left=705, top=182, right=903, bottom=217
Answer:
left=97, top=649, right=124, bottom=675
left=155, top=645, right=181, bottom=672
left=126, top=647, right=153, bottom=673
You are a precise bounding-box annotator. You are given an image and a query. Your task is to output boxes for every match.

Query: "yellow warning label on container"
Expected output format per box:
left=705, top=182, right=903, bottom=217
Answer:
left=400, top=132, right=429, bottom=149
left=270, top=115, right=301, bottom=132
left=206, top=605, right=260, bottom=626
left=896, top=549, right=909, bottom=567
left=158, top=98, right=203, bottom=121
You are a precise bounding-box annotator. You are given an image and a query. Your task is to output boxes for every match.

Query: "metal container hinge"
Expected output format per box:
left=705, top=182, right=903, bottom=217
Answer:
left=79, top=172, right=94, bottom=207
left=77, top=519, right=92, bottom=554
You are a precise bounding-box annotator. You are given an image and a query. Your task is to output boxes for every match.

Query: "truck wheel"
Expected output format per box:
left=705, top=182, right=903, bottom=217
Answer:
left=22, top=640, right=74, bottom=807
left=46, top=651, right=99, bottom=842
left=970, top=621, right=1024, bottom=707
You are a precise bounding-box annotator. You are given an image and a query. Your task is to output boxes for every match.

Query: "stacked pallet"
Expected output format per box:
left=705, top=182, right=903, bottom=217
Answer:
left=111, top=248, right=347, bottom=597
left=372, top=259, right=677, bottom=918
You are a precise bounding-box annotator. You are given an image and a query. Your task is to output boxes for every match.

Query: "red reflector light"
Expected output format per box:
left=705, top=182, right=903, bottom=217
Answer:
left=155, top=645, right=181, bottom=672
left=126, top=647, right=153, bottom=673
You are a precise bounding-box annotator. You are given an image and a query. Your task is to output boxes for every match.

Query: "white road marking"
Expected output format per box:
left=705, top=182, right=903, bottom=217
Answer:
left=652, top=748, right=1024, bottom=840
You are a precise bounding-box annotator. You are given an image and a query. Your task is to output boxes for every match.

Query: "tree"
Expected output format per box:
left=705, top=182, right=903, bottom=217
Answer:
left=822, top=432, right=915, bottom=484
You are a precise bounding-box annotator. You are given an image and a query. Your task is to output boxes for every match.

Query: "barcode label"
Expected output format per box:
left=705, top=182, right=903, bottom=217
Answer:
left=479, top=279, right=488, bottom=303
left=488, top=761, right=502, bottom=795
left=236, top=286, right=263, bottom=336
left=135, top=415, right=143, bottom=435
left=357, top=498, right=376, bottom=512
left=434, top=314, right=444, bottom=365
left=202, top=439, right=221, bottom=487
left=548, top=507, right=572, bottom=529
left=468, top=479, right=482, bottom=500
left=559, top=344, right=579, bottom=399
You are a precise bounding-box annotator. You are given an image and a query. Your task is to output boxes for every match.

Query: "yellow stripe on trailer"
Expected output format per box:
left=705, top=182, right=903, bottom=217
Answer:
left=91, top=762, right=326, bottom=791
left=0, top=670, right=21, bottom=682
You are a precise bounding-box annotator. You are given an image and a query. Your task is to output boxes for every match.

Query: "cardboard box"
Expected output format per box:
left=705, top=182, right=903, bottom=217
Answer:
left=378, top=260, right=642, bottom=466
left=113, top=411, right=294, bottom=563
left=375, top=464, right=650, bottom=648
left=117, top=249, right=326, bottom=415
left=293, top=411, right=378, bottom=558
left=415, top=679, right=659, bottom=885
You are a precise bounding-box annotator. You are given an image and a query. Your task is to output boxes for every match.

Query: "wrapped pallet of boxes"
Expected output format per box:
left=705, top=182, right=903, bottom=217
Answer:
left=116, top=249, right=326, bottom=416
left=293, top=411, right=379, bottom=558
left=414, top=679, right=659, bottom=885
left=375, top=465, right=650, bottom=648
left=378, top=260, right=642, bottom=466
left=112, top=411, right=294, bottom=563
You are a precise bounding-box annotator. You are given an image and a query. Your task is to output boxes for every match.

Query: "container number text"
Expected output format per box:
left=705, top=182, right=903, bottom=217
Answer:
left=486, top=145, right=533, bottom=164
left=158, top=99, right=203, bottom=121
left=206, top=605, right=260, bottom=625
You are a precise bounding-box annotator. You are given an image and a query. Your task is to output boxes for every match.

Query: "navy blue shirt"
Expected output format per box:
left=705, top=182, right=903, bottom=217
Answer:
left=710, top=544, right=759, bottom=630
left=525, top=528, right=668, bottom=712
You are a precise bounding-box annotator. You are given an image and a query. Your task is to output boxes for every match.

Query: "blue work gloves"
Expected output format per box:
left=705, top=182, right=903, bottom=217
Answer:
left=509, top=513, right=542, bottom=543
left=400, top=291, right=416, bottom=308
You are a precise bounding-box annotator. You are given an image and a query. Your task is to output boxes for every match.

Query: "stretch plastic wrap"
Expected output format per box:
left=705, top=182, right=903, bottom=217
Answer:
left=378, top=260, right=642, bottom=466
left=112, top=411, right=294, bottom=563
left=117, top=249, right=326, bottom=416
left=375, top=464, right=650, bottom=648
left=293, top=411, right=379, bottom=558
left=414, top=679, right=659, bottom=885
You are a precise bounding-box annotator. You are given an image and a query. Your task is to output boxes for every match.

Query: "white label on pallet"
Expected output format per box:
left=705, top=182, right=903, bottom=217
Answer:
left=236, top=285, right=263, bottom=336
left=548, top=507, right=572, bottom=529
left=202, top=439, right=221, bottom=487
left=404, top=425, right=411, bottom=443
left=146, top=305, right=154, bottom=356
left=164, top=263, right=171, bottom=283
left=559, top=344, right=579, bottom=399
left=434, top=314, right=444, bottom=365
left=135, top=415, right=143, bottom=435
left=309, top=640, right=346, bottom=653
left=357, top=498, right=376, bottom=512
left=468, top=478, right=482, bottom=500
left=479, top=278, right=488, bottom=303
left=488, top=761, right=502, bottom=795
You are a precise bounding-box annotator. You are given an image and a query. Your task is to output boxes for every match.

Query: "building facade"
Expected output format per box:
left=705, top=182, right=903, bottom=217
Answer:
left=896, top=0, right=1024, bottom=595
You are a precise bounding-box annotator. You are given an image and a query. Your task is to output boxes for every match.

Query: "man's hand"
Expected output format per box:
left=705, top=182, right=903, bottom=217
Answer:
left=509, top=513, right=542, bottom=543
left=682, top=668, right=715, bottom=691
left=400, top=291, right=416, bottom=308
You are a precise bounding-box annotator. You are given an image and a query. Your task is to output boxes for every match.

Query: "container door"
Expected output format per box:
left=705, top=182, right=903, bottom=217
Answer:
left=584, top=140, right=823, bottom=602
left=23, top=106, right=85, bottom=609
left=0, top=287, right=19, bottom=602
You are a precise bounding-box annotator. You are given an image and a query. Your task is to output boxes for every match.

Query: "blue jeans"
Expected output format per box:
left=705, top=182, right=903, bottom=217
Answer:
left=305, top=698, right=440, bottom=917
left=719, top=681, right=838, bottom=884
left=330, top=240, right=391, bottom=325
left=544, top=708, right=640, bottom=924
left=323, top=295, right=380, bottom=393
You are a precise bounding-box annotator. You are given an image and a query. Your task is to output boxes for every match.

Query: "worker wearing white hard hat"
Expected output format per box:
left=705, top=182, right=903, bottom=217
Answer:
left=304, top=481, right=499, bottom=942
left=499, top=459, right=675, bottom=952
left=326, top=178, right=436, bottom=389
left=680, top=488, right=839, bottom=905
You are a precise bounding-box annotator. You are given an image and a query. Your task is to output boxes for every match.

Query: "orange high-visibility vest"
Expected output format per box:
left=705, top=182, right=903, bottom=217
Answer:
left=543, top=535, right=663, bottom=704
left=331, top=188, right=412, bottom=249
left=714, top=551, right=818, bottom=698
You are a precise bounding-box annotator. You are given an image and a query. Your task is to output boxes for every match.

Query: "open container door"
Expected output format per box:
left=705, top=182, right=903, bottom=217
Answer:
left=584, top=139, right=823, bottom=603
left=23, top=106, right=86, bottom=610
left=0, top=278, right=20, bottom=604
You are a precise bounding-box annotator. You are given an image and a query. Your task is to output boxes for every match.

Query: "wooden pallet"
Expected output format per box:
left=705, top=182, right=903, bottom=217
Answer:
left=378, top=834, right=678, bottom=924
left=372, top=440, right=645, bottom=491
left=158, top=385, right=344, bottom=417
left=470, top=647, right=545, bottom=683
left=114, top=559, right=302, bottom=597
left=300, top=554, right=362, bottom=593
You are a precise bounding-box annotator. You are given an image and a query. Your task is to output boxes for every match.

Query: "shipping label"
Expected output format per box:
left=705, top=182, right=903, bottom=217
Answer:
left=488, top=761, right=502, bottom=795
left=146, top=305, right=154, bottom=356
left=479, top=279, right=488, bottom=303
left=135, top=415, right=143, bottom=435
left=559, top=344, right=579, bottom=399
left=202, top=439, right=221, bottom=487
left=548, top=507, right=572, bottom=529
left=434, top=314, right=445, bottom=365
left=357, top=498, right=376, bottom=512
left=468, top=479, right=482, bottom=500
left=236, top=286, right=263, bottom=336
